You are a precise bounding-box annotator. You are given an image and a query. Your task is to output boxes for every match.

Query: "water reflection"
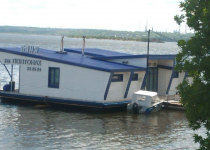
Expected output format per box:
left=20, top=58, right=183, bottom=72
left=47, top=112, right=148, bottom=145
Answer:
left=0, top=103, right=199, bottom=149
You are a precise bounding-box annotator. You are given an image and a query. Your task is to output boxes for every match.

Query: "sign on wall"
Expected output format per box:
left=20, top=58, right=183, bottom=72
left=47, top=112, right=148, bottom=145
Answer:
left=4, top=58, right=42, bottom=72
left=3, top=46, right=42, bottom=72
left=21, top=46, right=39, bottom=54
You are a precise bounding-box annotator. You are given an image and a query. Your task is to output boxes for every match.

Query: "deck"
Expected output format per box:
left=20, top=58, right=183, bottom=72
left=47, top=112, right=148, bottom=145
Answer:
left=160, top=94, right=185, bottom=111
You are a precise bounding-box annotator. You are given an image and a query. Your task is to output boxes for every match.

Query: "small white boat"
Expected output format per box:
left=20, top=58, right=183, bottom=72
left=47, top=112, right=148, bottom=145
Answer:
left=127, top=90, right=163, bottom=114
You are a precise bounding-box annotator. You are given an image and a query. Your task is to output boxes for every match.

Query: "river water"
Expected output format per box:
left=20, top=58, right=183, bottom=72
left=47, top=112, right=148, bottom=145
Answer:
left=0, top=33, right=203, bottom=149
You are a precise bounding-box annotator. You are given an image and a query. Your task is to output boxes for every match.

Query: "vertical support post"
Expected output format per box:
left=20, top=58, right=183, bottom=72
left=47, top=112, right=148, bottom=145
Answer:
left=3, top=64, right=12, bottom=78
left=166, top=59, right=175, bottom=94
left=10, top=64, right=13, bottom=92
left=82, top=36, right=86, bottom=56
left=19, top=65, right=20, bottom=93
left=147, top=29, right=150, bottom=70
left=104, top=72, right=114, bottom=100
left=124, top=71, right=134, bottom=98
left=141, top=29, right=150, bottom=90
left=141, top=71, right=148, bottom=90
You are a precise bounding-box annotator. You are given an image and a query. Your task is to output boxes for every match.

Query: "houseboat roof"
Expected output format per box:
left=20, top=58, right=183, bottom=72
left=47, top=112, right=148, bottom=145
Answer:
left=64, top=48, right=176, bottom=60
left=64, top=48, right=133, bottom=57
left=0, top=47, right=145, bottom=72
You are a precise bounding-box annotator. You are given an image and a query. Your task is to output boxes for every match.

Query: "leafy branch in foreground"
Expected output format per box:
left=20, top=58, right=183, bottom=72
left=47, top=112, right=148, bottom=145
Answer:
left=174, top=14, right=185, bottom=33
left=175, top=0, right=210, bottom=149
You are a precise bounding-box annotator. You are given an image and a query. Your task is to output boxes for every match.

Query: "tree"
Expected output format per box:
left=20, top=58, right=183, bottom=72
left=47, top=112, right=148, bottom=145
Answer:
left=174, top=14, right=185, bottom=33
left=175, top=0, right=210, bottom=149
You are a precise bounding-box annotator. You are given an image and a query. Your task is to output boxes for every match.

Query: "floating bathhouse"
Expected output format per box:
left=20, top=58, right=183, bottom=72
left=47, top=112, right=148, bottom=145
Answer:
left=0, top=45, right=190, bottom=108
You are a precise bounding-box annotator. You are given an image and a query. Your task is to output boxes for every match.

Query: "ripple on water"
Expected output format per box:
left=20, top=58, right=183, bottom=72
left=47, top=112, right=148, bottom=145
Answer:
left=0, top=102, right=203, bottom=149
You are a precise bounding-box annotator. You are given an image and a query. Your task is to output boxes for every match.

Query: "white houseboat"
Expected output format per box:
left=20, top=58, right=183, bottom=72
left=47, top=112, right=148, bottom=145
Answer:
left=0, top=42, right=191, bottom=108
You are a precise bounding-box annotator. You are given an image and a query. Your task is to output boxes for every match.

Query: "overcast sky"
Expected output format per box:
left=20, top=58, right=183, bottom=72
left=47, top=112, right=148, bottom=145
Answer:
left=0, top=0, right=188, bottom=32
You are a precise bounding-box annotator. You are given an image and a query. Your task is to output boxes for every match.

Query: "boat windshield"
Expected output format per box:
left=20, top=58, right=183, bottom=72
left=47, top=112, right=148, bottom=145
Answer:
left=137, top=95, right=146, bottom=101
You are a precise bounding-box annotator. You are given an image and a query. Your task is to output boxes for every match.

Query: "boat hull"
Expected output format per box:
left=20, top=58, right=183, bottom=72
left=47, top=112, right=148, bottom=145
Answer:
left=145, top=103, right=162, bottom=113
left=127, top=102, right=162, bottom=114
left=0, top=91, right=130, bottom=109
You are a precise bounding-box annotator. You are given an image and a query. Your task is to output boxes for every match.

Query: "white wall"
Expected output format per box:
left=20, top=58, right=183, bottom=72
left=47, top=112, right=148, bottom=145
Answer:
left=169, top=72, right=185, bottom=95
left=20, top=60, right=111, bottom=102
left=106, top=71, right=144, bottom=102
left=0, top=51, right=145, bottom=103
left=128, top=72, right=145, bottom=99
left=0, top=51, right=110, bottom=102
left=105, top=58, right=173, bottom=68
left=157, top=60, right=174, bottom=67
left=158, top=68, right=172, bottom=95
left=187, top=77, right=193, bottom=84
left=169, top=73, right=193, bottom=95
left=107, top=58, right=147, bottom=68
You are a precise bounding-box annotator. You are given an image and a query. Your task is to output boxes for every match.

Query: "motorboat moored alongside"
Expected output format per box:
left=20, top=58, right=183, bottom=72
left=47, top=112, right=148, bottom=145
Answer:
left=127, top=90, right=163, bottom=114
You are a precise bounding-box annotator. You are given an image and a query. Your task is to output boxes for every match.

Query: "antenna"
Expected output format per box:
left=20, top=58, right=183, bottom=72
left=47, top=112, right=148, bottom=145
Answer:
left=145, top=21, right=148, bottom=32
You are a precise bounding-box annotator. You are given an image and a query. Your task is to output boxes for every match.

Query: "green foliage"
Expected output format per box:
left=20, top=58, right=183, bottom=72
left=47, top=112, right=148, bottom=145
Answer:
left=175, top=0, right=210, bottom=149
left=174, top=14, right=185, bottom=33
left=174, top=14, right=185, bottom=25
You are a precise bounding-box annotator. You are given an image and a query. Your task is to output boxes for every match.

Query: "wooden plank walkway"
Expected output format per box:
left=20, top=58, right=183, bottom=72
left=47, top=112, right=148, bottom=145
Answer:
left=159, top=94, right=185, bottom=111
left=162, top=100, right=185, bottom=111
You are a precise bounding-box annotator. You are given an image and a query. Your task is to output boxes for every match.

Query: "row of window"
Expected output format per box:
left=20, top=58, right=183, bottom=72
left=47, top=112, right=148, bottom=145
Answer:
left=111, top=73, right=138, bottom=82
left=48, top=67, right=139, bottom=88
left=173, top=72, right=189, bottom=78
left=48, top=67, right=182, bottom=89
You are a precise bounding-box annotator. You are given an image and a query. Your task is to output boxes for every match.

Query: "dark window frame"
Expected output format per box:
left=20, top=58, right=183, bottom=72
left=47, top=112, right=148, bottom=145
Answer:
left=132, top=73, right=138, bottom=81
left=48, top=67, right=60, bottom=88
left=111, top=74, right=123, bottom=82
left=173, top=71, right=179, bottom=78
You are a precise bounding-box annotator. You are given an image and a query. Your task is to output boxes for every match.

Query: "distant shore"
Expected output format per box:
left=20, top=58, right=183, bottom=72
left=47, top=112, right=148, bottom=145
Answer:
left=67, top=35, right=165, bottom=43
left=0, top=26, right=194, bottom=42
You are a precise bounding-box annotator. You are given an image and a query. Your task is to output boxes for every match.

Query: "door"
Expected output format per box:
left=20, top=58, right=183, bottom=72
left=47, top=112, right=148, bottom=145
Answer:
left=145, top=67, right=158, bottom=92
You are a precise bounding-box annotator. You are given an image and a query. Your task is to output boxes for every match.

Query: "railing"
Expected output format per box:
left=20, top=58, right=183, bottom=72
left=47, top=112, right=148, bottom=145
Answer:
left=166, top=90, right=181, bottom=102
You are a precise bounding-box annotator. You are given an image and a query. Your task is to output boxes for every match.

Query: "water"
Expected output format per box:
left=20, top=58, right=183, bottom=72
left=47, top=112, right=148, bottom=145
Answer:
left=0, top=33, right=203, bottom=149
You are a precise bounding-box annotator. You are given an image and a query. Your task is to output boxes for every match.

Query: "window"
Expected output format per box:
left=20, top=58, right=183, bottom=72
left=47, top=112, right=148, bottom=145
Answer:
left=111, top=74, right=123, bottom=82
left=173, top=71, right=179, bottom=78
left=48, top=67, right=60, bottom=88
left=137, top=95, right=146, bottom=101
left=132, top=73, right=138, bottom=81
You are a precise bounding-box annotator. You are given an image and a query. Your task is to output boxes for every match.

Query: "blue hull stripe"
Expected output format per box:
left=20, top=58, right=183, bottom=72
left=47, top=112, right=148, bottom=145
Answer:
left=141, top=71, right=148, bottom=90
left=0, top=92, right=130, bottom=108
left=124, top=71, right=134, bottom=98
left=104, top=72, right=114, bottom=100
left=166, top=59, right=175, bottom=94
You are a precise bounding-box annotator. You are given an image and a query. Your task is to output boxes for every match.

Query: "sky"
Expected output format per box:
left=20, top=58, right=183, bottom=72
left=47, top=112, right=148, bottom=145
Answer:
left=0, top=0, right=188, bottom=32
